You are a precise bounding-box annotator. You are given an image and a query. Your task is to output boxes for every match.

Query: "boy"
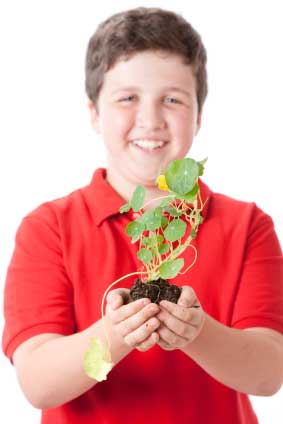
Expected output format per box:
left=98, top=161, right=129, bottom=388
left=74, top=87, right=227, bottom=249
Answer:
left=2, top=7, right=283, bottom=424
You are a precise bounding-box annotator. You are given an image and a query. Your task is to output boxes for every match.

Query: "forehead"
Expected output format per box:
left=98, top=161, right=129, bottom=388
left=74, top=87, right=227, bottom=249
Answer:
left=102, top=50, right=196, bottom=94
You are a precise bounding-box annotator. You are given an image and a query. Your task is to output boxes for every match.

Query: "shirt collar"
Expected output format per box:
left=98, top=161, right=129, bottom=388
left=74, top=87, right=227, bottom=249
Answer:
left=85, top=168, right=211, bottom=227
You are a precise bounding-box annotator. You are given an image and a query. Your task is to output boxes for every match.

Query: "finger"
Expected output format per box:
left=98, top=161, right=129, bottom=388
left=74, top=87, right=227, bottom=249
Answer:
left=109, top=297, right=151, bottom=324
left=118, top=303, right=160, bottom=337
left=107, top=288, right=131, bottom=308
left=157, top=308, right=195, bottom=338
left=106, top=296, right=124, bottom=311
left=159, top=301, right=201, bottom=327
left=136, top=331, right=160, bottom=352
left=158, top=324, right=187, bottom=347
left=124, top=317, right=160, bottom=347
left=177, top=286, right=199, bottom=308
left=158, top=339, right=175, bottom=351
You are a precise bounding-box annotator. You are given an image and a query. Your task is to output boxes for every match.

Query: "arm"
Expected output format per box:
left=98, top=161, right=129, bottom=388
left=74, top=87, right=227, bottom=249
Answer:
left=183, top=315, right=283, bottom=396
left=13, top=318, right=129, bottom=409
left=156, top=286, right=283, bottom=396
left=13, top=291, right=160, bottom=409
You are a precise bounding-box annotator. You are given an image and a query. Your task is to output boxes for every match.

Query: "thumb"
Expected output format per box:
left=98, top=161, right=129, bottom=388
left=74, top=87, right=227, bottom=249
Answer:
left=177, top=286, right=199, bottom=308
left=107, top=288, right=130, bottom=309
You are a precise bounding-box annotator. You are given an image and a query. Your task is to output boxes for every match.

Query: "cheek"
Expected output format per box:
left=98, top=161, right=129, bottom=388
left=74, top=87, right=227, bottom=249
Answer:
left=103, top=108, right=134, bottom=137
left=170, top=111, right=195, bottom=138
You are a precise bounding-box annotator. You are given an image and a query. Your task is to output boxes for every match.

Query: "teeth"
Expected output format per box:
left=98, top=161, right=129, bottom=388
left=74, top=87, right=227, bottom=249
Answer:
left=131, top=139, right=166, bottom=149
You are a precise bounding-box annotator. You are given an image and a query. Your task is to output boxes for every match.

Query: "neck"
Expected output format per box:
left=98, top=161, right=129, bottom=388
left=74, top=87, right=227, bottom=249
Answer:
left=105, top=168, right=169, bottom=211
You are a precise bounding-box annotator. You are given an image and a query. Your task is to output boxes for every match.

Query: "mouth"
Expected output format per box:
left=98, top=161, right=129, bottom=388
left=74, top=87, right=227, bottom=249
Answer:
left=130, top=139, right=168, bottom=152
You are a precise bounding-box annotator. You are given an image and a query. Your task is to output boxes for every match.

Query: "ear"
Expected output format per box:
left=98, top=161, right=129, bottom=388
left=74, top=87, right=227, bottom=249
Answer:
left=195, top=112, right=202, bottom=136
left=88, top=101, right=100, bottom=134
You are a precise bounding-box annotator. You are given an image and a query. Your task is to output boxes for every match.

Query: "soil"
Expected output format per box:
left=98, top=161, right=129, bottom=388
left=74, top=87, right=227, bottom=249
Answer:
left=130, top=278, right=182, bottom=304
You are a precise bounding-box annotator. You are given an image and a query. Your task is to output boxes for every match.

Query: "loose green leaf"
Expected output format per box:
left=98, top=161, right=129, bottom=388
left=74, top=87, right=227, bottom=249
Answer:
left=84, top=337, right=113, bottom=382
left=131, top=186, right=146, bottom=212
left=159, top=258, right=184, bottom=279
left=137, top=248, right=153, bottom=263
left=164, top=219, right=187, bottom=242
left=158, top=243, right=169, bottom=255
left=165, top=158, right=199, bottom=195
left=126, top=221, right=144, bottom=243
left=119, top=203, right=131, bottom=213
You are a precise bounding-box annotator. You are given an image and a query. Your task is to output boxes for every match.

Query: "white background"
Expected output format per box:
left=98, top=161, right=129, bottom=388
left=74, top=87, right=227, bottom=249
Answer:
left=0, top=1, right=282, bottom=422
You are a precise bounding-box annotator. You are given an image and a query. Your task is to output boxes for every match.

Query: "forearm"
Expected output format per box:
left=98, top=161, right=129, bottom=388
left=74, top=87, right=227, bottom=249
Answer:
left=182, top=314, right=283, bottom=396
left=18, top=318, right=131, bottom=409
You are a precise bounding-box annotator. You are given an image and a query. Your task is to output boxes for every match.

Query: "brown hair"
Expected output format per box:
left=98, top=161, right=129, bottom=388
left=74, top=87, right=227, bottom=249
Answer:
left=85, top=7, right=208, bottom=113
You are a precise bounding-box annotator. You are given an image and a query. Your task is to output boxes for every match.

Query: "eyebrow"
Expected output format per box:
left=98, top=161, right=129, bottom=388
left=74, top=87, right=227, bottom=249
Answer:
left=111, top=86, right=192, bottom=98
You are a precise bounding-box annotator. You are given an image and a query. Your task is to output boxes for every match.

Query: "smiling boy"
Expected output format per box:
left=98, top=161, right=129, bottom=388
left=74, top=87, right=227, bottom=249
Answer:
left=2, top=7, right=283, bottom=424
left=89, top=49, right=201, bottom=206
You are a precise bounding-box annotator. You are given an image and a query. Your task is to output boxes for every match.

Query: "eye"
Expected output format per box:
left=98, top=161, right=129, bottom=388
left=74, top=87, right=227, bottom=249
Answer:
left=164, top=96, right=181, bottom=104
left=119, top=95, right=135, bottom=102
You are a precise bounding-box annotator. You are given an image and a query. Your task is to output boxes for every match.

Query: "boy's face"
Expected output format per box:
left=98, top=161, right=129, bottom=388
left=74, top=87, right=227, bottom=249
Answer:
left=89, top=50, right=201, bottom=191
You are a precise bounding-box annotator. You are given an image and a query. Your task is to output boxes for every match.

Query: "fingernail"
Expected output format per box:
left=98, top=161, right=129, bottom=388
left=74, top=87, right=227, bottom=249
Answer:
left=149, top=304, right=159, bottom=313
left=150, top=317, right=159, bottom=326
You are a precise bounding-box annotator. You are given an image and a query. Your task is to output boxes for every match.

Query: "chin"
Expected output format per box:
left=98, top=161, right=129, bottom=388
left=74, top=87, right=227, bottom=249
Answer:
left=132, top=171, right=158, bottom=187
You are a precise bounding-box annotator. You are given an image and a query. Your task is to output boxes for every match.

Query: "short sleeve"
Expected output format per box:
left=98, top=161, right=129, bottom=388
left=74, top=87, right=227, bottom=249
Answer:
left=2, top=206, right=75, bottom=362
left=231, top=205, right=283, bottom=333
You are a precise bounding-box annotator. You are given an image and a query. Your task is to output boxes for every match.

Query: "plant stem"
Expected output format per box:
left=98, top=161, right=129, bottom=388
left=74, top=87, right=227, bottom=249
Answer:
left=142, top=194, right=175, bottom=210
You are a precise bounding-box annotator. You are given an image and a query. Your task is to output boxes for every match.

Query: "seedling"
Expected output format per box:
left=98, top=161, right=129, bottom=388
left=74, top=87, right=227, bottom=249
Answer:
left=84, top=156, right=208, bottom=381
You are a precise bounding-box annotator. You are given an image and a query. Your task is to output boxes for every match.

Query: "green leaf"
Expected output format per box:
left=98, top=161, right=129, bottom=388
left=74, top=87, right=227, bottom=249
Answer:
left=158, top=243, right=169, bottom=254
left=164, top=206, right=183, bottom=217
left=195, top=212, right=203, bottom=225
left=84, top=337, right=114, bottom=382
left=156, top=234, right=164, bottom=244
left=159, top=258, right=184, bottom=279
left=161, top=216, right=169, bottom=228
left=197, top=157, right=208, bottom=176
left=174, top=183, right=199, bottom=203
left=154, top=206, right=163, bottom=218
left=159, top=197, right=173, bottom=207
left=137, top=248, right=153, bottom=263
left=163, top=219, right=187, bottom=242
left=190, top=228, right=197, bottom=239
left=119, top=203, right=131, bottom=213
left=165, top=158, right=199, bottom=195
left=140, top=236, right=151, bottom=246
left=130, top=186, right=146, bottom=212
left=125, top=221, right=145, bottom=243
left=141, top=209, right=162, bottom=231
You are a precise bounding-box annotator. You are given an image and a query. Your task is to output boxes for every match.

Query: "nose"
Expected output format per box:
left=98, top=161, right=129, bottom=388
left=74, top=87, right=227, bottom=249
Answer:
left=136, top=100, right=166, bottom=130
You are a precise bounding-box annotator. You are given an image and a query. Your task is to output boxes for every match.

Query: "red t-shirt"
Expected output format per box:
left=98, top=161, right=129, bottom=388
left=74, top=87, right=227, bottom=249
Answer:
left=2, top=168, right=283, bottom=424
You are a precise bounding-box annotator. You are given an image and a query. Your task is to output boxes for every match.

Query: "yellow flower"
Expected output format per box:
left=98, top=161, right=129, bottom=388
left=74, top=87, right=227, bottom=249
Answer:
left=157, top=174, right=170, bottom=191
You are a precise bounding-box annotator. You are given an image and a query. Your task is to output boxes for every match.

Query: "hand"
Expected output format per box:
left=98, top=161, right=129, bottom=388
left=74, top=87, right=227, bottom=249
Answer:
left=106, top=289, right=161, bottom=352
left=157, top=286, right=205, bottom=351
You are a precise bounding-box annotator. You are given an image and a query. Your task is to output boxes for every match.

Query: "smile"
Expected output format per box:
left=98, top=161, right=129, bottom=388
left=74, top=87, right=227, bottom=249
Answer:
left=131, top=139, right=168, bottom=150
